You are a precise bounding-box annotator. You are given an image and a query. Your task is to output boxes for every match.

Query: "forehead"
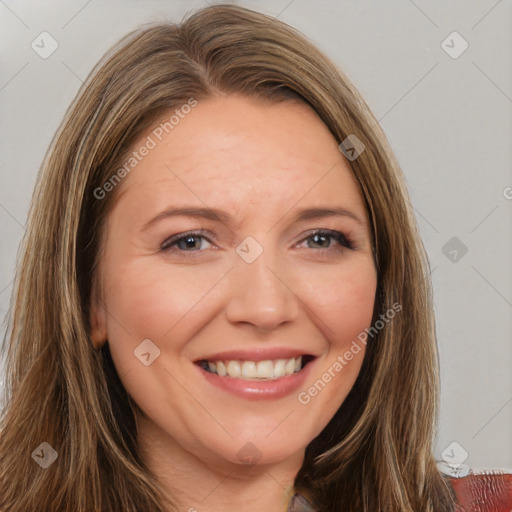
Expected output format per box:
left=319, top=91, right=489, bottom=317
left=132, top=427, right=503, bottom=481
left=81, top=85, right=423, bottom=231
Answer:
left=110, top=94, right=366, bottom=224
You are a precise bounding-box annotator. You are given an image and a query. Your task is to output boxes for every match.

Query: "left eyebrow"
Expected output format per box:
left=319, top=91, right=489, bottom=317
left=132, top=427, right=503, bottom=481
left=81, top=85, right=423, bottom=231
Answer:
left=291, top=207, right=365, bottom=226
left=140, top=205, right=366, bottom=232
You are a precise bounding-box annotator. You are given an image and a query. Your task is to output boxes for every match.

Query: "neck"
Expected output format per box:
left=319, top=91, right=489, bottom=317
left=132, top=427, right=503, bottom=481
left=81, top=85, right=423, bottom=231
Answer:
left=136, top=414, right=304, bottom=512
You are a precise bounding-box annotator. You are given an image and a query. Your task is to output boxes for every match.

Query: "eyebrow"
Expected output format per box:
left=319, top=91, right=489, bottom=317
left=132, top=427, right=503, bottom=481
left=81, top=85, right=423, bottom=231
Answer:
left=141, top=206, right=365, bottom=231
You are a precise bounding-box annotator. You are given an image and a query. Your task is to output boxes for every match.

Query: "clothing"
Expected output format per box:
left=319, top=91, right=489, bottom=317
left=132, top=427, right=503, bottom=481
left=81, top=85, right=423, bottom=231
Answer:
left=288, top=473, right=512, bottom=511
left=287, top=493, right=316, bottom=512
left=447, top=472, right=512, bottom=512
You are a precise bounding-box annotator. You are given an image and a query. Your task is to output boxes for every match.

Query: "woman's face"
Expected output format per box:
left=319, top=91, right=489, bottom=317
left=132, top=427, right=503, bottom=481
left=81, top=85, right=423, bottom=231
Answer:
left=91, top=94, right=377, bottom=468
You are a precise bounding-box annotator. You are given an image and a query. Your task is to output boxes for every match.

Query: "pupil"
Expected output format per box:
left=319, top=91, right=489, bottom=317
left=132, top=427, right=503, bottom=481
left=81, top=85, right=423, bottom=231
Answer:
left=312, top=234, right=329, bottom=248
left=180, top=236, right=199, bottom=250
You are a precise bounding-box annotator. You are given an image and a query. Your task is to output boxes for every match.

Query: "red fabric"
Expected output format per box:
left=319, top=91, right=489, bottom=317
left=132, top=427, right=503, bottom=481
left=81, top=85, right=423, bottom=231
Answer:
left=447, top=473, right=512, bottom=512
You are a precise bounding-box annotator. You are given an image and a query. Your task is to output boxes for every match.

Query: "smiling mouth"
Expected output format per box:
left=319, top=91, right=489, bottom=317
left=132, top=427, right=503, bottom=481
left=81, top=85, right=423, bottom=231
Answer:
left=196, top=355, right=315, bottom=380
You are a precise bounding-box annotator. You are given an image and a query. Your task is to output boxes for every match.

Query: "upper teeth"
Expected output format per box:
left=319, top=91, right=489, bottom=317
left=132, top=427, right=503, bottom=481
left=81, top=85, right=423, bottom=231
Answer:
left=205, top=357, right=302, bottom=380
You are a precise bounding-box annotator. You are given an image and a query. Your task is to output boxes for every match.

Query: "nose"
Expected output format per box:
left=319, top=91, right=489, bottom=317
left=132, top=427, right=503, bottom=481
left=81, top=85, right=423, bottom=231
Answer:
left=224, top=249, right=300, bottom=333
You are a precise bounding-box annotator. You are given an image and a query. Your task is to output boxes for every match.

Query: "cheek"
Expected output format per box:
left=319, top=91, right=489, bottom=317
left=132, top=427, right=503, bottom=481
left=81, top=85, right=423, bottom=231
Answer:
left=294, top=259, right=376, bottom=428
left=103, top=258, right=222, bottom=342
left=304, top=258, right=377, bottom=348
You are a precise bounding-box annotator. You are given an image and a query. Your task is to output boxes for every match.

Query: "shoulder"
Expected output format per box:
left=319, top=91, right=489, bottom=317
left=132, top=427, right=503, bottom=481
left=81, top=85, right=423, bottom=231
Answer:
left=444, top=471, right=512, bottom=512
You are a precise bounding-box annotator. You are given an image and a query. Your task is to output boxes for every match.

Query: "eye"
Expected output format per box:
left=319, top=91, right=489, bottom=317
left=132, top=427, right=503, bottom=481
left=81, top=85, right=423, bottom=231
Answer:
left=160, top=229, right=354, bottom=256
left=161, top=230, right=214, bottom=253
left=298, top=229, right=354, bottom=251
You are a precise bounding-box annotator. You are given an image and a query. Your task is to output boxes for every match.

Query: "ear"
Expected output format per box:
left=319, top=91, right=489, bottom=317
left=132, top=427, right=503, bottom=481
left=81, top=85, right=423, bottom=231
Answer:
left=90, top=285, right=107, bottom=350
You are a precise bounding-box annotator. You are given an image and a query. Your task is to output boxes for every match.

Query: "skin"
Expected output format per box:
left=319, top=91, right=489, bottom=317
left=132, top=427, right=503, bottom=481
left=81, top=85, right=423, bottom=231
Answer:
left=90, top=94, right=377, bottom=512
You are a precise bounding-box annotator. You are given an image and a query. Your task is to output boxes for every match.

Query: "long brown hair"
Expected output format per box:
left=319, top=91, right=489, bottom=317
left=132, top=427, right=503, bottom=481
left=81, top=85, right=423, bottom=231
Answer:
left=0, top=4, right=456, bottom=511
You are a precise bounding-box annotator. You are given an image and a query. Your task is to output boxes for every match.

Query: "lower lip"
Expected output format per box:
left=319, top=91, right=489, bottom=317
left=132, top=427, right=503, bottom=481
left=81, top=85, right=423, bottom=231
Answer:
left=195, top=360, right=315, bottom=400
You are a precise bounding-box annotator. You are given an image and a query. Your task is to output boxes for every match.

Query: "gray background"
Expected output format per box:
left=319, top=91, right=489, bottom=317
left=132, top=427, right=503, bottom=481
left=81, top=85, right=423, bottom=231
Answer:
left=1, top=0, right=511, bottom=471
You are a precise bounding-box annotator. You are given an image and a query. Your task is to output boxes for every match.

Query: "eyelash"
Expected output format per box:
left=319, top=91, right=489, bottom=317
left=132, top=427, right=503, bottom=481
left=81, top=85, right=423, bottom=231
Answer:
left=160, top=229, right=355, bottom=256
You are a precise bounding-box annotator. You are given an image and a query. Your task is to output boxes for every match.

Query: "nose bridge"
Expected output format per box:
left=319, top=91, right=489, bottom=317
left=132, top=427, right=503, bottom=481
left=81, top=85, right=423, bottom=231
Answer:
left=225, top=239, right=299, bottom=331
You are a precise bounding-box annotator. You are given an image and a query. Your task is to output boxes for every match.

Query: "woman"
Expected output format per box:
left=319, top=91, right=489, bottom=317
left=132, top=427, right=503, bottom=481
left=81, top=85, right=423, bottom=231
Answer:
left=0, top=4, right=510, bottom=511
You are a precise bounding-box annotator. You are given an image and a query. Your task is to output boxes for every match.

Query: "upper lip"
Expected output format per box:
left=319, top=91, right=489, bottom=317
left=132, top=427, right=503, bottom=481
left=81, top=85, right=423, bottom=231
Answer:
left=194, top=347, right=316, bottom=362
